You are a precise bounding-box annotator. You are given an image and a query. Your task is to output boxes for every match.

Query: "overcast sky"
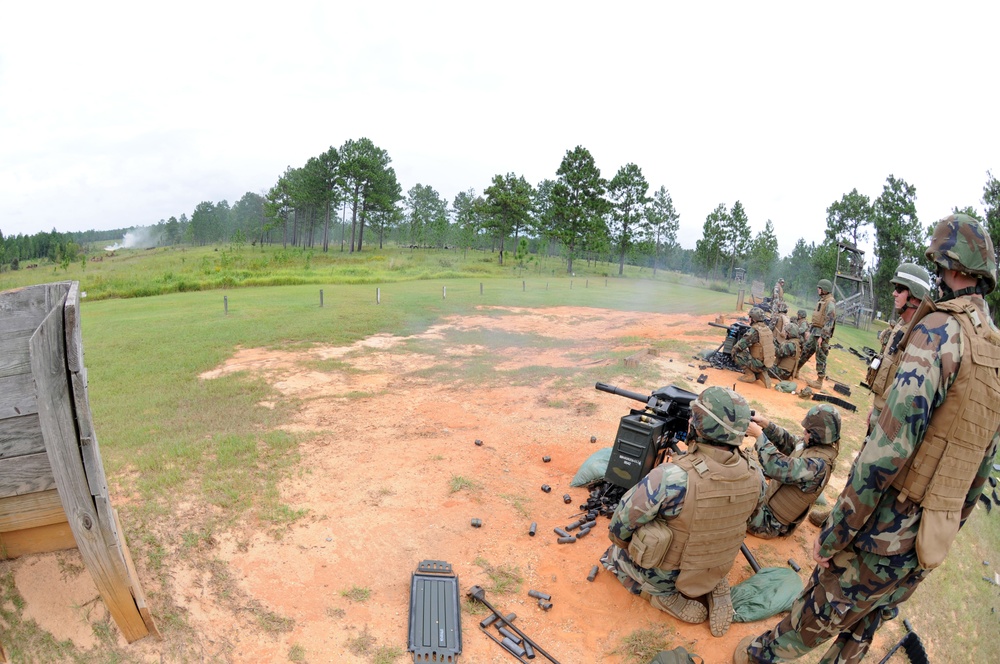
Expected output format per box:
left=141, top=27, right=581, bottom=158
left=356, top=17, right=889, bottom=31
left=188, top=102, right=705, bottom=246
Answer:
left=2, top=2, right=997, bottom=258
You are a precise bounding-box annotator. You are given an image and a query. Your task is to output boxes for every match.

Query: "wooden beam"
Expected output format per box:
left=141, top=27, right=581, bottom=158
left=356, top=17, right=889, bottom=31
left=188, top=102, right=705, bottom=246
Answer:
left=30, top=299, right=149, bottom=642
left=0, top=521, right=76, bottom=559
left=0, top=412, right=45, bottom=459
left=0, top=490, right=66, bottom=532
left=0, top=452, right=56, bottom=499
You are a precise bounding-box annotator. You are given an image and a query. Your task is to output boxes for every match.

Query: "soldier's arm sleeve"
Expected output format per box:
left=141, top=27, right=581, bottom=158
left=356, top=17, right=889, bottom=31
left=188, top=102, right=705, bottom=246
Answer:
left=608, top=464, right=687, bottom=547
left=733, top=330, right=752, bottom=353
left=757, top=429, right=826, bottom=491
left=762, top=422, right=797, bottom=455
left=822, top=305, right=837, bottom=338
left=961, top=429, right=1000, bottom=524
left=817, top=313, right=959, bottom=558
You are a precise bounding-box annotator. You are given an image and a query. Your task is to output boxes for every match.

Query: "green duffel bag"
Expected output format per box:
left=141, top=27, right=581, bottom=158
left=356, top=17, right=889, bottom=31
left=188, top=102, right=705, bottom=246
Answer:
left=648, top=646, right=704, bottom=664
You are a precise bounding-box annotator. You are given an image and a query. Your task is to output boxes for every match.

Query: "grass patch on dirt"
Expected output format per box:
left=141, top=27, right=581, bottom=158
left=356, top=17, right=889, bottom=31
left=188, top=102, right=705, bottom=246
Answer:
left=449, top=475, right=482, bottom=493
left=345, top=626, right=404, bottom=663
left=340, top=585, right=372, bottom=603
left=499, top=492, right=532, bottom=519
left=608, top=623, right=676, bottom=663
left=474, top=558, right=523, bottom=595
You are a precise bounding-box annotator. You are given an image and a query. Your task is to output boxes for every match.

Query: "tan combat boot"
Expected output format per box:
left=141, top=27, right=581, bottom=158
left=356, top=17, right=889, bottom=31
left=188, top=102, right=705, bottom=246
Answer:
left=733, top=634, right=756, bottom=664
left=806, top=375, right=824, bottom=390
left=738, top=369, right=757, bottom=384
left=649, top=593, right=708, bottom=623
left=708, top=577, right=734, bottom=636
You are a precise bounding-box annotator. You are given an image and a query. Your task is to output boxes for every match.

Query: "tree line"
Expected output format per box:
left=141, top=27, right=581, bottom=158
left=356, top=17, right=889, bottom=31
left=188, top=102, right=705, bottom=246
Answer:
left=2, top=141, right=997, bottom=324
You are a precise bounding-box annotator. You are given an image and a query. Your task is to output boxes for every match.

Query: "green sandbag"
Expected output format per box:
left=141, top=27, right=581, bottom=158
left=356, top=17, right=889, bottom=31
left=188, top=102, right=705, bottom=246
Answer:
left=570, top=447, right=612, bottom=487
left=732, top=567, right=803, bottom=622
left=775, top=380, right=797, bottom=393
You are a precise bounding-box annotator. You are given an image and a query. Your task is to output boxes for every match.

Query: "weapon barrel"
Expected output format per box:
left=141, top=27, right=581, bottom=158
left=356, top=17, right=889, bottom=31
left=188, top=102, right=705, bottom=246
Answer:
left=741, top=543, right=762, bottom=573
left=707, top=321, right=732, bottom=330
left=594, top=382, right=649, bottom=404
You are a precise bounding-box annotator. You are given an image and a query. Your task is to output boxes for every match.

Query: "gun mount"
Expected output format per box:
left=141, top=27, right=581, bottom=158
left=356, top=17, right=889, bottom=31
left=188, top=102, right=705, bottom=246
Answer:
left=704, top=320, right=752, bottom=372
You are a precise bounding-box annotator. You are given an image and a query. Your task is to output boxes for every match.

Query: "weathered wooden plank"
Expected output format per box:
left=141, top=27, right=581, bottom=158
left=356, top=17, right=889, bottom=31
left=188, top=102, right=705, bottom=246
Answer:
left=0, top=521, right=76, bottom=559
left=0, top=374, right=37, bottom=420
left=0, top=285, right=54, bottom=337
left=0, top=452, right=56, bottom=498
left=72, top=374, right=109, bottom=499
left=0, top=413, right=45, bottom=458
left=64, top=282, right=84, bottom=373
left=0, top=489, right=66, bottom=532
left=0, top=329, right=34, bottom=379
left=113, top=508, right=161, bottom=638
left=30, top=299, right=149, bottom=642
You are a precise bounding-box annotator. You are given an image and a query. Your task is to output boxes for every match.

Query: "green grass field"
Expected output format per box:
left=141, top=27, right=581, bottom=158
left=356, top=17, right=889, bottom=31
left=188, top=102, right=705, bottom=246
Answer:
left=2, top=245, right=997, bottom=662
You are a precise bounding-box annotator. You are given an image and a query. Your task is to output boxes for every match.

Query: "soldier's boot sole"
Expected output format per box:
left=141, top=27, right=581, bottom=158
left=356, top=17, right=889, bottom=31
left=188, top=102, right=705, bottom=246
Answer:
left=649, top=593, right=708, bottom=624
left=708, top=578, right=733, bottom=637
left=732, top=634, right=756, bottom=664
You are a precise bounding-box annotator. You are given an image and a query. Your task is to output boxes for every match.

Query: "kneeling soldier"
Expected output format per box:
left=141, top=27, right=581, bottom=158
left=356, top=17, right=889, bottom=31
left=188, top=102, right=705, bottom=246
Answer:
left=734, top=307, right=775, bottom=388
left=601, top=387, right=766, bottom=637
left=769, top=324, right=801, bottom=381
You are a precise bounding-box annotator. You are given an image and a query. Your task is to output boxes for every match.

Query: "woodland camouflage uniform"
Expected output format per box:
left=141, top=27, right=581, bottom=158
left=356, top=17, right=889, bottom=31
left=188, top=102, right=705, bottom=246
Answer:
left=734, top=308, right=775, bottom=387
left=797, top=280, right=837, bottom=387
left=603, top=387, right=765, bottom=637
left=736, top=214, right=1000, bottom=664
left=769, top=324, right=801, bottom=381
left=747, top=406, right=840, bottom=539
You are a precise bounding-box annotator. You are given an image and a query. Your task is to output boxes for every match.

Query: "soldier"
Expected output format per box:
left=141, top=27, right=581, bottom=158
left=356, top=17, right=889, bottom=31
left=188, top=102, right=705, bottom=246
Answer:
left=769, top=323, right=801, bottom=381
left=746, top=405, right=841, bottom=539
left=734, top=214, right=1000, bottom=664
left=796, top=279, right=837, bottom=390
left=770, top=301, right=792, bottom=344
left=734, top=307, right=775, bottom=388
left=602, top=387, right=765, bottom=637
left=864, top=263, right=931, bottom=431
left=794, top=309, right=808, bottom=337
left=772, top=278, right=785, bottom=304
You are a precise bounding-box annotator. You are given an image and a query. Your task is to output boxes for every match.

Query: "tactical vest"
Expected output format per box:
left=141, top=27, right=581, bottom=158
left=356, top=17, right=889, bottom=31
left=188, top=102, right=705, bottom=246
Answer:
left=772, top=314, right=790, bottom=343
left=888, top=298, right=1000, bottom=568
left=764, top=442, right=839, bottom=525
left=869, top=320, right=908, bottom=414
left=659, top=443, right=760, bottom=595
left=810, top=294, right=835, bottom=334
left=750, top=322, right=776, bottom=366
left=775, top=337, right=801, bottom=375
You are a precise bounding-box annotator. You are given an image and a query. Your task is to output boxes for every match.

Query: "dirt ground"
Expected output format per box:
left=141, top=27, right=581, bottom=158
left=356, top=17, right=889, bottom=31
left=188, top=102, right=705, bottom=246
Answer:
left=14, top=305, right=884, bottom=664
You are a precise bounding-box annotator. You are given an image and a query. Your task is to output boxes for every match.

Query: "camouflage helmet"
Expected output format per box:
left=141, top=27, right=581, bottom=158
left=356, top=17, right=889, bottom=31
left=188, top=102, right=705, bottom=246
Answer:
left=689, top=386, right=751, bottom=447
left=890, top=263, right=932, bottom=301
left=786, top=323, right=799, bottom=338
left=749, top=307, right=766, bottom=323
left=797, top=309, right=808, bottom=320
left=801, top=403, right=841, bottom=446
left=925, top=213, right=997, bottom=294
left=817, top=278, right=834, bottom=293
left=776, top=301, right=788, bottom=313
left=778, top=278, right=785, bottom=284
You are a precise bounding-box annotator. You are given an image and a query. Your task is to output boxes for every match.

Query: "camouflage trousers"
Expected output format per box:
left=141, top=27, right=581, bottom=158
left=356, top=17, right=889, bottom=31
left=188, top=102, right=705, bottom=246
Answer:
left=746, top=503, right=794, bottom=539
left=770, top=365, right=794, bottom=381
left=600, top=544, right=681, bottom=597
left=734, top=350, right=766, bottom=374
left=798, top=333, right=831, bottom=377
left=744, top=547, right=927, bottom=663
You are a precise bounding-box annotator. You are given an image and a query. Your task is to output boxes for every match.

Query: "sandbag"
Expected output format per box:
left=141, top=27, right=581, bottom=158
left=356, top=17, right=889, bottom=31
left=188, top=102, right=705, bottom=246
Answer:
left=775, top=380, right=797, bottom=393
left=648, top=646, right=703, bottom=664
left=570, top=447, right=612, bottom=487
left=732, top=567, right=803, bottom=622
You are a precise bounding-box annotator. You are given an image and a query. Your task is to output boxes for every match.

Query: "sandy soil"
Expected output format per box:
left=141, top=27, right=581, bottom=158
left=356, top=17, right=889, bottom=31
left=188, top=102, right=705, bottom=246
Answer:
left=13, top=306, right=883, bottom=664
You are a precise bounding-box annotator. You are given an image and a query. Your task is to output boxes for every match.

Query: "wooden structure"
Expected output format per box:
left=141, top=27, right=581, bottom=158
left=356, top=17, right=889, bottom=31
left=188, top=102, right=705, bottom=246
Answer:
left=0, top=282, right=158, bottom=650
left=833, top=241, right=874, bottom=329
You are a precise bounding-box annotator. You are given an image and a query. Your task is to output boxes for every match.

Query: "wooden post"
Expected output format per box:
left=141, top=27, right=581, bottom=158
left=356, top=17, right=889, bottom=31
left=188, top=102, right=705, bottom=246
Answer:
left=377, top=288, right=381, bottom=304
left=522, top=280, right=525, bottom=291
left=442, top=286, right=446, bottom=299
left=480, top=283, right=483, bottom=295
left=319, top=289, right=324, bottom=307
left=223, top=296, right=228, bottom=315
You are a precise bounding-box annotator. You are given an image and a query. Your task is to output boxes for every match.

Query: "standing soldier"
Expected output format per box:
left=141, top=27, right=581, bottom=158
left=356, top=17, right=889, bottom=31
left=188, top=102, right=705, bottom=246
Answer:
left=746, top=405, right=841, bottom=539
left=734, top=307, right=775, bottom=388
left=769, top=323, right=801, bottom=381
left=772, top=278, right=785, bottom=305
left=796, top=279, right=837, bottom=390
left=602, top=387, right=765, bottom=638
left=864, top=263, right=931, bottom=431
left=734, top=214, right=1000, bottom=664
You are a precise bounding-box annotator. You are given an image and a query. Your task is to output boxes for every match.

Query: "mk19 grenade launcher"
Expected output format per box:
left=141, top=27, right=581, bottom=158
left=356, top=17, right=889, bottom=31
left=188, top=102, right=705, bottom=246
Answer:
left=595, top=382, right=698, bottom=489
